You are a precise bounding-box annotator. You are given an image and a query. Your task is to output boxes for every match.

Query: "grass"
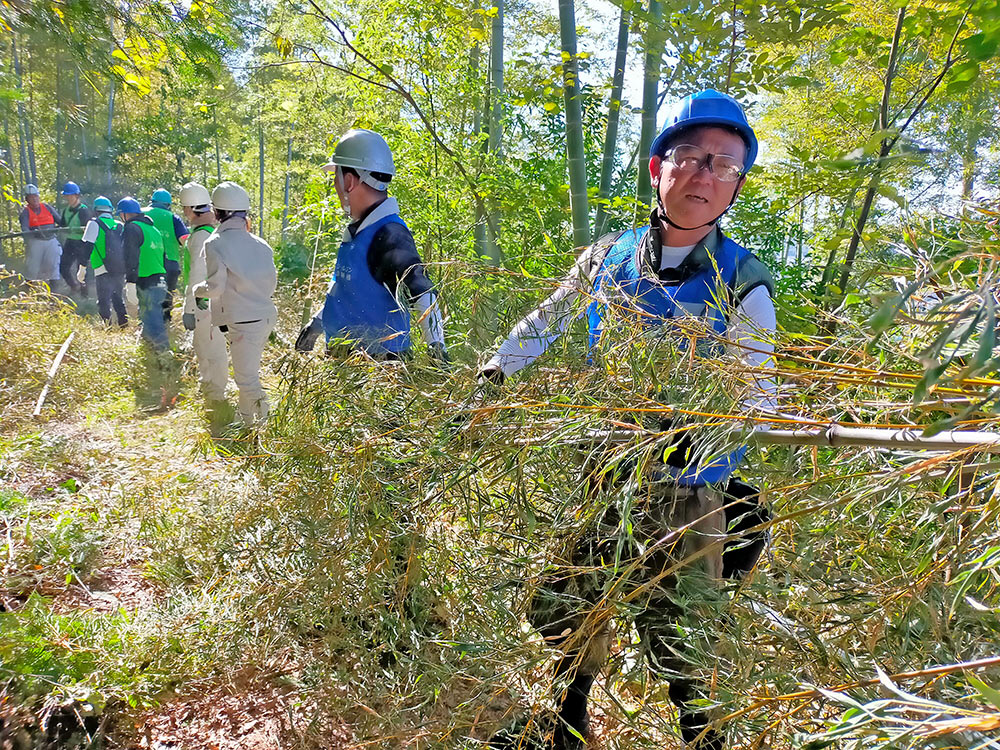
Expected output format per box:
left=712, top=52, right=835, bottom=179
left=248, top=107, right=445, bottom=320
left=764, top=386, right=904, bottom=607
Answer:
left=1, top=241, right=999, bottom=750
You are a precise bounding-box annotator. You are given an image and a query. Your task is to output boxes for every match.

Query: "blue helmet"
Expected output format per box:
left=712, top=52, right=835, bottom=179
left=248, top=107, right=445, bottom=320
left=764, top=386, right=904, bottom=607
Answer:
left=649, top=89, right=758, bottom=171
left=117, top=197, right=142, bottom=215
left=61, top=181, right=81, bottom=196
left=93, top=196, right=114, bottom=212
left=151, top=188, right=172, bottom=206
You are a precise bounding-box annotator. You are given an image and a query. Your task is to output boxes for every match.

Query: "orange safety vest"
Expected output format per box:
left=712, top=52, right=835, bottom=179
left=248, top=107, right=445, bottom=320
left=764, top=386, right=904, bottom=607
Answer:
left=27, top=203, right=56, bottom=229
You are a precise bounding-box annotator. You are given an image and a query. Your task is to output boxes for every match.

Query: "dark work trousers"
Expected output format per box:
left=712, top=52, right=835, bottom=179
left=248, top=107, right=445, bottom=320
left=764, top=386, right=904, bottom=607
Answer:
left=60, top=239, right=90, bottom=294
left=96, top=273, right=127, bottom=327
left=163, top=258, right=181, bottom=320
left=522, top=457, right=735, bottom=750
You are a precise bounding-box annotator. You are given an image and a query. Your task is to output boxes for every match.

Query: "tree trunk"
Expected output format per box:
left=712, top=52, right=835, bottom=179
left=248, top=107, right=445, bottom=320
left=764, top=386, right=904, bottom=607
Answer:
left=214, top=108, right=222, bottom=183
left=636, top=0, right=662, bottom=216
left=74, top=69, right=92, bottom=184
left=12, top=39, right=32, bottom=186
left=558, top=0, right=590, bottom=249
left=484, top=0, right=504, bottom=263
left=829, top=5, right=905, bottom=307
left=106, top=80, right=115, bottom=186
left=258, top=117, right=266, bottom=240
left=470, top=41, right=488, bottom=260
left=595, top=4, right=629, bottom=238
left=282, top=133, right=293, bottom=241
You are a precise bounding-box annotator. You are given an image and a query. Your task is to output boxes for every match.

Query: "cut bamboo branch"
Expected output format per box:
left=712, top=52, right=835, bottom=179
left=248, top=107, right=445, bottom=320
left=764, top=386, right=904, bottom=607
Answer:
left=33, top=332, right=75, bottom=418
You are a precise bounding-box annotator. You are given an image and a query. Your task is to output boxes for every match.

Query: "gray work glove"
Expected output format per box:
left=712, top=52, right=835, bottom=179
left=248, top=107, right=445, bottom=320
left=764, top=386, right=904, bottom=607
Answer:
left=428, top=342, right=450, bottom=367
left=182, top=312, right=196, bottom=331
left=295, top=317, right=324, bottom=352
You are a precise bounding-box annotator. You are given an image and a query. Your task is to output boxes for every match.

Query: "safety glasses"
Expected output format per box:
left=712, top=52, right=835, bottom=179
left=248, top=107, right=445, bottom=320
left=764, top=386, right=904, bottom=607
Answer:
left=663, top=144, right=745, bottom=183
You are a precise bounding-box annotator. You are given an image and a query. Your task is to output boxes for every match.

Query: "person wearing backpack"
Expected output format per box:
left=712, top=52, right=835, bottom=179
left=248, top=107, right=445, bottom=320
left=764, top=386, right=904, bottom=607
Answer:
left=482, top=90, right=777, bottom=750
left=81, top=196, right=127, bottom=327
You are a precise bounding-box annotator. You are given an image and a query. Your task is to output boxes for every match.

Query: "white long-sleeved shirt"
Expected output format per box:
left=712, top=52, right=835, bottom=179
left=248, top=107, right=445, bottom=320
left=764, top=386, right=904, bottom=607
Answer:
left=485, top=230, right=777, bottom=411
left=192, top=216, right=278, bottom=326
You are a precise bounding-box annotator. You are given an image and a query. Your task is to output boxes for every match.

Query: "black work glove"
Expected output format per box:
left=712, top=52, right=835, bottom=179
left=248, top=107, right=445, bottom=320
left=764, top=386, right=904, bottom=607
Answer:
left=182, top=313, right=196, bottom=331
left=295, top=317, right=323, bottom=352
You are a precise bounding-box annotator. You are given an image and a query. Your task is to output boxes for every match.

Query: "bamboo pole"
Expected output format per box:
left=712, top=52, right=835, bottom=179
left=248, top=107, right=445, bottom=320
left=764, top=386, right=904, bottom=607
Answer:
left=33, top=333, right=75, bottom=418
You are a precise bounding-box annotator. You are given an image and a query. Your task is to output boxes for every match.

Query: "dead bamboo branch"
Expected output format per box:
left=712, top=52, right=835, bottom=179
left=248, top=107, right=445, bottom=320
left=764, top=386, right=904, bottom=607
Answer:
left=33, top=332, right=74, bottom=418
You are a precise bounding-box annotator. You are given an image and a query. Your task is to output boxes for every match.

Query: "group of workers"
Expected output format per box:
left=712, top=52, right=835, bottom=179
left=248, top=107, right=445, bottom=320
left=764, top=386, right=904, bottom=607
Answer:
left=17, top=87, right=774, bottom=749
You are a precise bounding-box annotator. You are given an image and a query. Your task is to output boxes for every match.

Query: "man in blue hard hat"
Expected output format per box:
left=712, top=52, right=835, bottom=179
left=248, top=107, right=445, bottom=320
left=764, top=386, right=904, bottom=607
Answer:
left=144, top=189, right=189, bottom=320
left=483, top=90, right=777, bottom=750
left=58, top=181, right=94, bottom=296
left=119, top=197, right=170, bottom=353
left=81, top=197, right=127, bottom=327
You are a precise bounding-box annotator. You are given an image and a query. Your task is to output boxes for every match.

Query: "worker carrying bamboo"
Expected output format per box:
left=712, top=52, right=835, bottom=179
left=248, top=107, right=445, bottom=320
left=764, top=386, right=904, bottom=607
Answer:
left=179, top=182, right=228, bottom=406
left=192, top=181, right=277, bottom=426
left=294, top=129, right=447, bottom=362
left=484, top=90, right=777, bottom=750
left=80, top=196, right=127, bottom=327
left=58, top=181, right=94, bottom=297
left=119, top=197, right=170, bottom=353
left=144, top=188, right=189, bottom=319
left=18, top=184, right=62, bottom=288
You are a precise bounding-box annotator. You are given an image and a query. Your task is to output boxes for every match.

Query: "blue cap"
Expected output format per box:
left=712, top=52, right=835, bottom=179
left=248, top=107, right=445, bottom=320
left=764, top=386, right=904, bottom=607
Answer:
left=117, top=197, right=142, bottom=215
left=94, top=196, right=114, bottom=212
left=61, top=181, right=81, bottom=195
left=649, top=89, right=758, bottom=171
left=151, top=188, right=172, bottom=205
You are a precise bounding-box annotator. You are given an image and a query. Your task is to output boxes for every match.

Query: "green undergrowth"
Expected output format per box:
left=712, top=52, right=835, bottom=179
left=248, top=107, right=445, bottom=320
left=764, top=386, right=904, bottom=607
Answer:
left=1, top=260, right=999, bottom=749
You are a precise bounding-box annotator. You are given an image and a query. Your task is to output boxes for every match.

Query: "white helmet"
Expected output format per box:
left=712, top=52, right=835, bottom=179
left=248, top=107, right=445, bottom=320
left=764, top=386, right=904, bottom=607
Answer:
left=321, top=129, right=395, bottom=191
left=179, top=181, right=212, bottom=208
left=24, top=184, right=39, bottom=196
left=211, top=181, right=251, bottom=212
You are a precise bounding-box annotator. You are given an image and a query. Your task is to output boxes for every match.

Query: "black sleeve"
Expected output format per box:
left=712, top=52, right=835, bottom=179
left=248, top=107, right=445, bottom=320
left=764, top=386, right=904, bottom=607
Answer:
left=18, top=208, right=29, bottom=233
left=123, top=223, right=142, bottom=283
left=366, top=222, right=435, bottom=302
left=78, top=206, right=93, bottom=225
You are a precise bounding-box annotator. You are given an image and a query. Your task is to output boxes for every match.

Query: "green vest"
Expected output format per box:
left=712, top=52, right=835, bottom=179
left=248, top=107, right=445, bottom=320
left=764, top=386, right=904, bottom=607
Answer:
left=185, top=223, right=215, bottom=284
left=90, top=215, right=121, bottom=268
left=133, top=218, right=166, bottom=278
left=144, top=205, right=183, bottom=263
left=62, top=203, right=88, bottom=241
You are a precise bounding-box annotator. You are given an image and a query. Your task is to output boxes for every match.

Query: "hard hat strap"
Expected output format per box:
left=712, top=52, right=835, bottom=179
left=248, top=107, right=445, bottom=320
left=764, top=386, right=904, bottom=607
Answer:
left=655, top=175, right=742, bottom=232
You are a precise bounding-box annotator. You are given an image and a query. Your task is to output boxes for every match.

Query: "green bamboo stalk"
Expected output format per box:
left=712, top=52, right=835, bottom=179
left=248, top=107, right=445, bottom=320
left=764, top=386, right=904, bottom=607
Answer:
left=558, top=0, right=591, bottom=250
left=594, top=2, right=630, bottom=238
left=636, top=0, right=662, bottom=218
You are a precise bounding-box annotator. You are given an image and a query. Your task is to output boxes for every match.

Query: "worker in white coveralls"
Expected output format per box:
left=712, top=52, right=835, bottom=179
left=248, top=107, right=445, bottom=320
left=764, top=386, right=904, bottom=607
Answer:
left=179, top=182, right=229, bottom=406
left=192, top=181, right=278, bottom=425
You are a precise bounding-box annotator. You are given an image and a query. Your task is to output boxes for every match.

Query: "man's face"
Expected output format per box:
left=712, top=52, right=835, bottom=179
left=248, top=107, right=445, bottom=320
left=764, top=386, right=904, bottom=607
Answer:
left=25, top=194, right=40, bottom=210
left=181, top=206, right=195, bottom=223
left=333, top=167, right=357, bottom=212
left=649, top=126, right=748, bottom=230
left=66, top=194, right=81, bottom=208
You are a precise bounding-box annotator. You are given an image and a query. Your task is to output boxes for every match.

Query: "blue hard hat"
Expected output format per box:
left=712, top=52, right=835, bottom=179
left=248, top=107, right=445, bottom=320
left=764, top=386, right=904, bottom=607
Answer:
left=151, top=188, right=172, bottom=205
left=649, top=89, right=758, bottom=171
left=94, top=196, right=114, bottom=212
left=61, top=181, right=81, bottom=195
left=117, top=197, right=142, bottom=215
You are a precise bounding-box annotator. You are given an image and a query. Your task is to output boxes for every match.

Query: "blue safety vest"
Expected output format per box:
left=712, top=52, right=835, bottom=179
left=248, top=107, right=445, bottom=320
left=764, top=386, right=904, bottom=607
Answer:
left=586, top=227, right=755, bottom=486
left=321, top=214, right=411, bottom=354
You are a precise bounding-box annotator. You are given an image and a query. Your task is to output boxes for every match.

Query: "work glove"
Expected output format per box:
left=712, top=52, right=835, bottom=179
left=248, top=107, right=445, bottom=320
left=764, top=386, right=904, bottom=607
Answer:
left=182, top=313, right=196, bottom=331
left=196, top=297, right=209, bottom=311
left=428, top=342, right=450, bottom=368
left=295, top=317, right=324, bottom=352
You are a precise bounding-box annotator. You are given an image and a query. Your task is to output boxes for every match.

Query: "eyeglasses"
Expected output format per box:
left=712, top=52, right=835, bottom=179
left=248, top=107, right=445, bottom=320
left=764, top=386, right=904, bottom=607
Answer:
left=663, top=144, right=745, bottom=183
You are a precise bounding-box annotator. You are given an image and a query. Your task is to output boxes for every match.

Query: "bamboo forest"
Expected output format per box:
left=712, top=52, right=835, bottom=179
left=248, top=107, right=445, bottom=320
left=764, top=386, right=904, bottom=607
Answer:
left=2, top=0, right=1000, bottom=748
